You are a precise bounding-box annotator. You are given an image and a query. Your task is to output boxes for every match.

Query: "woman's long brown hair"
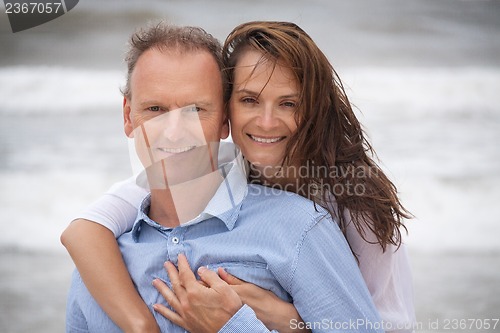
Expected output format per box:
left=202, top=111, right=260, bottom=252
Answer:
left=223, top=21, right=411, bottom=250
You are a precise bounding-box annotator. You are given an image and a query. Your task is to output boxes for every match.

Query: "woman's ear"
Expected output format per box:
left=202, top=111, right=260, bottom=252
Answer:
left=220, top=116, right=230, bottom=140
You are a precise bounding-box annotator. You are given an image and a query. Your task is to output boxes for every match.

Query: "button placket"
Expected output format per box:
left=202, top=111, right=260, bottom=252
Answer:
left=167, top=228, right=185, bottom=263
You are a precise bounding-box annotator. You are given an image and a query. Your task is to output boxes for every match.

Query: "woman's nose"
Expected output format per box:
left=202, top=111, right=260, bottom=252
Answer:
left=255, top=104, right=279, bottom=130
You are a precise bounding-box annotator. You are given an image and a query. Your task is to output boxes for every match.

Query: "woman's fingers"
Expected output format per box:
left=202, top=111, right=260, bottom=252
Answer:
left=177, top=254, right=197, bottom=287
left=164, top=261, right=186, bottom=300
left=218, top=267, right=244, bottom=285
left=152, top=278, right=181, bottom=311
left=197, top=280, right=209, bottom=287
left=152, top=278, right=191, bottom=330
left=197, top=266, right=229, bottom=290
left=153, top=256, right=244, bottom=332
left=216, top=268, right=253, bottom=303
left=152, top=302, right=185, bottom=328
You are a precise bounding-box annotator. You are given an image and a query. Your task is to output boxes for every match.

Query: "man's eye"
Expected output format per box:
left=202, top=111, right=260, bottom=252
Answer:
left=148, top=106, right=161, bottom=112
left=183, top=106, right=202, bottom=112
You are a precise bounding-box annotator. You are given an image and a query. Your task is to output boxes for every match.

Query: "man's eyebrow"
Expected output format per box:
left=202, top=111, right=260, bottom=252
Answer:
left=138, top=100, right=165, bottom=108
left=137, top=101, right=214, bottom=109
left=233, top=89, right=299, bottom=99
left=186, top=101, right=214, bottom=108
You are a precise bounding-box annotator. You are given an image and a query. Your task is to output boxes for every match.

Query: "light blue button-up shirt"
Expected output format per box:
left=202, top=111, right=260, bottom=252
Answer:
left=66, top=144, right=383, bottom=333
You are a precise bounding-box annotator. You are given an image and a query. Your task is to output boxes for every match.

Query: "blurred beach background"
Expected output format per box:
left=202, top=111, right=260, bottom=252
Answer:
left=1, top=0, right=500, bottom=332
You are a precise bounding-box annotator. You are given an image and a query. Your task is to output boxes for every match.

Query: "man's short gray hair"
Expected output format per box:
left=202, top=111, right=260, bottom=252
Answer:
left=122, top=21, right=223, bottom=98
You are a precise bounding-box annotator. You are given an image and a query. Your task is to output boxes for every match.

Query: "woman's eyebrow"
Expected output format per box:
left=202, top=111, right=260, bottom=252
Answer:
left=233, top=88, right=299, bottom=99
left=233, top=88, right=257, bottom=95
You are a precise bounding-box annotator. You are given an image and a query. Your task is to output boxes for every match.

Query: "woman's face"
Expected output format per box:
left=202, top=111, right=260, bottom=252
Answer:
left=229, top=49, right=299, bottom=171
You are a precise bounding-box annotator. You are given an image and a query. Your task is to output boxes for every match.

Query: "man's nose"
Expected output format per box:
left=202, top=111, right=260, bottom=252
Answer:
left=161, top=110, right=185, bottom=141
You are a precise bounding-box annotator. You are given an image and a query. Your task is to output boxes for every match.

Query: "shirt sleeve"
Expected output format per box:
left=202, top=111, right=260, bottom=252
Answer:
left=66, top=272, right=90, bottom=333
left=218, top=305, right=277, bottom=333
left=346, top=219, right=416, bottom=333
left=289, top=216, right=385, bottom=333
left=73, top=176, right=148, bottom=237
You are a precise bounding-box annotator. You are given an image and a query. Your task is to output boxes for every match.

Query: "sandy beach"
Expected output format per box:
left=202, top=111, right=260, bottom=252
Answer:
left=0, top=248, right=73, bottom=333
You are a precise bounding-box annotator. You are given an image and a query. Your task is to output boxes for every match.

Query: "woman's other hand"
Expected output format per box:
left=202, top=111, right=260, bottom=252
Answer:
left=219, top=268, right=310, bottom=333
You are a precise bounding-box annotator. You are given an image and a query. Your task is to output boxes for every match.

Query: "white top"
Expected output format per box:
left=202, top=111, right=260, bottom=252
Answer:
left=75, top=165, right=416, bottom=333
left=77, top=177, right=147, bottom=237
left=345, top=215, right=416, bottom=332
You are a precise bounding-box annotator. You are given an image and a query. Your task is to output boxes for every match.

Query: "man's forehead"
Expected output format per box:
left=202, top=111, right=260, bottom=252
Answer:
left=134, top=47, right=219, bottom=70
left=131, top=49, right=221, bottom=83
left=136, top=99, right=215, bottom=109
left=129, top=48, right=223, bottom=104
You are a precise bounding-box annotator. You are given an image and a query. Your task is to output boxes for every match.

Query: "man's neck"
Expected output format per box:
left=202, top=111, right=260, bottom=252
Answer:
left=148, top=170, right=224, bottom=228
left=149, top=189, right=180, bottom=228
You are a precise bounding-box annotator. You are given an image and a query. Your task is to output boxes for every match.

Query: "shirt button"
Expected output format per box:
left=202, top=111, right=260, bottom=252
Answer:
left=172, top=237, right=179, bottom=244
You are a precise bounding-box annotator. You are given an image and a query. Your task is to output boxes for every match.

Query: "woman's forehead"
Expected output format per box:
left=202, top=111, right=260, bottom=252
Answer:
left=234, top=50, right=298, bottom=89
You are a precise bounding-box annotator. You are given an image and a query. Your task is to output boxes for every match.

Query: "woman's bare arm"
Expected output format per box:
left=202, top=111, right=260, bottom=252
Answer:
left=61, top=219, right=160, bottom=333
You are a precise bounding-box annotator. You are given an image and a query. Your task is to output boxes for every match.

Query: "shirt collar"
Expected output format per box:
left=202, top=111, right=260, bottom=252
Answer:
left=131, top=142, right=248, bottom=241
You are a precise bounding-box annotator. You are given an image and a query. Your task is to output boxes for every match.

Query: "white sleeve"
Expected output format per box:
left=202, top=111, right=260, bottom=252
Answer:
left=73, top=177, right=148, bottom=238
left=345, top=218, right=416, bottom=333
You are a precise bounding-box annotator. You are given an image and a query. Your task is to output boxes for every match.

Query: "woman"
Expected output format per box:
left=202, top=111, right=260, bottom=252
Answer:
left=62, top=21, right=415, bottom=332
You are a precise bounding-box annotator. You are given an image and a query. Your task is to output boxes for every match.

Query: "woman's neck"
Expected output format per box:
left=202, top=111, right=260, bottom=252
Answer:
left=249, top=164, right=298, bottom=192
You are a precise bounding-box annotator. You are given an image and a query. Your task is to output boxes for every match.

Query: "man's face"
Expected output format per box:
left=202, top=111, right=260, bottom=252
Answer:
left=123, top=48, right=228, bottom=187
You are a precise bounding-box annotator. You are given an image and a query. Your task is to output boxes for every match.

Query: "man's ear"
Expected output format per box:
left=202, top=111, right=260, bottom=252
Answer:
left=220, top=116, right=230, bottom=140
left=123, top=97, right=134, bottom=138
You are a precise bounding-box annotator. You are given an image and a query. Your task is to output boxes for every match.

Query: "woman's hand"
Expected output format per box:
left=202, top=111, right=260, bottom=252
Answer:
left=152, top=254, right=243, bottom=333
left=218, top=269, right=310, bottom=333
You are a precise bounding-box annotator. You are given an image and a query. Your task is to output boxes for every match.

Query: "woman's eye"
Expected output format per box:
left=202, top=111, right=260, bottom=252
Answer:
left=148, top=106, right=161, bottom=112
left=282, top=101, right=297, bottom=108
left=241, top=97, right=257, bottom=104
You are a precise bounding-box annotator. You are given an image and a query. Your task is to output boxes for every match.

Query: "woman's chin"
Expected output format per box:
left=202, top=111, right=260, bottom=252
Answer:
left=246, top=159, right=283, bottom=179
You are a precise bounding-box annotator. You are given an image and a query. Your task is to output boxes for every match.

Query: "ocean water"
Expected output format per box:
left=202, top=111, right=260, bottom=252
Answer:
left=1, top=0, right=500, bottom=254
left=1, top=66, right=499, bottom=254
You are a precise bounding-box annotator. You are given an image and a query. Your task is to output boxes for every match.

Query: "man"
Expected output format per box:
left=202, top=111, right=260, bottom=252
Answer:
left=65, top=22, right=383, bottom=332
